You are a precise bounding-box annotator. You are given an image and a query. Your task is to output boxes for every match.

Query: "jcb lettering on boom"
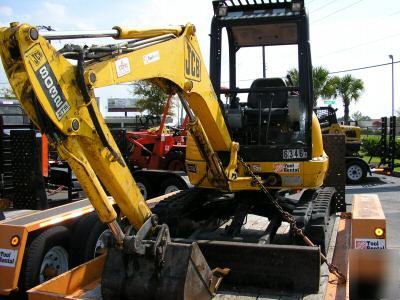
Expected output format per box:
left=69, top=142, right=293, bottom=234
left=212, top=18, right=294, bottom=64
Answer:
left=35, top=63, right=70, bottom=120
left=26, top=45, right=70, bottom=121
left=184, top=38, right=201, bottom=81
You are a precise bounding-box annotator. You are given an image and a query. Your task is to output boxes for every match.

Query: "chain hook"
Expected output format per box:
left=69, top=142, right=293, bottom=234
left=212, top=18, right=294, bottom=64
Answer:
left=238, top=155, right=347, bottom=284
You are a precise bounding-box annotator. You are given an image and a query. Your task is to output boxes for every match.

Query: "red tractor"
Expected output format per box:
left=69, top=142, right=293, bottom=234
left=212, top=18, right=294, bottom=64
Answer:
left=126, top=95, right=188, bottom=172
left=124, top=95, right=191, bottom=199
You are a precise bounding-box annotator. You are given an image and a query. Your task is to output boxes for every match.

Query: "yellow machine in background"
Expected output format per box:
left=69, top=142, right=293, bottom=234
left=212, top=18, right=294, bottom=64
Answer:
left=314, top=106, right=370, bottom=183
left=0, top=0, right=342, bottom=298
left=315, top=106, right=362, bottom=152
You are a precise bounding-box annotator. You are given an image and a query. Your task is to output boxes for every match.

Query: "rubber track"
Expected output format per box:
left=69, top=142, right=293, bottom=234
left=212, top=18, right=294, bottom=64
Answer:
left=151, top=189, right=203, bottom=236
left=292, top=187, right=336, bottom=255
left=308, top=187, right=336, bottom=255
left=291, top=189, right=316, bottom=230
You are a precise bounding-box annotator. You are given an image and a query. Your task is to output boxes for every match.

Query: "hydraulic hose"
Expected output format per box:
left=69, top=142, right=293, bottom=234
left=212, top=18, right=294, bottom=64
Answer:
left=76, top=50, right=125, bottom=167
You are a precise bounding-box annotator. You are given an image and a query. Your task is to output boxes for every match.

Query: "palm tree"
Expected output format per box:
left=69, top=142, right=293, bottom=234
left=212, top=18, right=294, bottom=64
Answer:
left=286, top=66, right=337, bottom=107
left=332, top=74, right=364, bottom=125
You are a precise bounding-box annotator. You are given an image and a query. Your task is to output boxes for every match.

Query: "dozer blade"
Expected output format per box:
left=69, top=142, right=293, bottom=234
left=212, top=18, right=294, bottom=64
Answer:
left=102, top=242, right=216, bottom=300
left=193, top=240, right=321, bottom=294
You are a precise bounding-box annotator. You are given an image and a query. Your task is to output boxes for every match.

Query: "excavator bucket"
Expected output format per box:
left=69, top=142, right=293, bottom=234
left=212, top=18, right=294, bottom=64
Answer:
left=197, top=240, right=321, bottom=293
left=102, top=240, right=320, bottom=299
left=102, top=242, right=216, bottom=300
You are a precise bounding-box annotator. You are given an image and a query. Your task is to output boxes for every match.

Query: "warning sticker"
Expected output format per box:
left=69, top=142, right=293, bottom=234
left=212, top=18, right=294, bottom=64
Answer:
left=354, top=239, right=385, bottom=250
left=0, top=248, right=18, bottom=267
left=186, top=163, right=197, bottom=173
left=251, top=164, right=261, bottom=172
left=143, top=50, right=160, bottom=65
left=281, top=175, right=302, bottom=186
left=273, top=163, right=300, bottom=173
left=115, top=57, right=131, bottom=78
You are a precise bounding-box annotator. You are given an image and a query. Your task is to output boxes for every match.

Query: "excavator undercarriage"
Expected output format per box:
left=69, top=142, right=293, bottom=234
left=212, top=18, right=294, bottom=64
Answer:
left=149, top=185, right=337, bottom=293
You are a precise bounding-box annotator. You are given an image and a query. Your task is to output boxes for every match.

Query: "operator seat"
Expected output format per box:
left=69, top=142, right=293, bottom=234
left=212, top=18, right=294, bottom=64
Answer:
left=247, top=77, right=288, bottom=109
left=244, top=78, right=288, bottom=124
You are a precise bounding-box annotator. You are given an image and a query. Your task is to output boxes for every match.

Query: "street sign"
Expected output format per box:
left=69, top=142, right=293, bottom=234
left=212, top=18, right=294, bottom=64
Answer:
left=324, top=100, right=336, bottom=105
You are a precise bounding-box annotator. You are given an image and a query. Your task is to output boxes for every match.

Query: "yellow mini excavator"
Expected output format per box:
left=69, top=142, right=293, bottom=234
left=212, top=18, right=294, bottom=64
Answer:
left=0, top=0, right=344, bottom=298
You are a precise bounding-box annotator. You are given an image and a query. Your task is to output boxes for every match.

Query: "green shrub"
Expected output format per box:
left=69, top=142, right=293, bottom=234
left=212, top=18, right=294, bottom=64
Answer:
left=397, top=140, right=400, bottom=158
left=361, top=137, right=380, bottom=156
left=361, top=137, right=400, bottom=158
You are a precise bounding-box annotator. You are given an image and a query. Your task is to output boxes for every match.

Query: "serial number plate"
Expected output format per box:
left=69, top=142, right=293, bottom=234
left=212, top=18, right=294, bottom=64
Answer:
left=283, top=149, right=307, bottom=160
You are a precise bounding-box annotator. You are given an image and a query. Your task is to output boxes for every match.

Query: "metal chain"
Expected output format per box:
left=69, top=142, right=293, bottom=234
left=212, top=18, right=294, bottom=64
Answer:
left=237, top=156, right=346, bottom=283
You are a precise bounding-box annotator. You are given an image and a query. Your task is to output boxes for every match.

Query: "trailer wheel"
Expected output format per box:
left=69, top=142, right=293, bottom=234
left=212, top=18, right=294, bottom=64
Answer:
left=160, top=177, right=187, bottom=195
left=135, top=176, right=154, bottom=200
left=70, top=212, right=100, bottom=266
left=346, top=160, right=367, bottom=184
left=23, top=226, right=71, bottom=290
left=84, top=220, right=109, bottom=260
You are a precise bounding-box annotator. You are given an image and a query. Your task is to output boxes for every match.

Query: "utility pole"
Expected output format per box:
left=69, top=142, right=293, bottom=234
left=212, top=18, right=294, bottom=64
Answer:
left=262, top=46, right=266, bottom=78
left=389, top=54, right=394, bottom=116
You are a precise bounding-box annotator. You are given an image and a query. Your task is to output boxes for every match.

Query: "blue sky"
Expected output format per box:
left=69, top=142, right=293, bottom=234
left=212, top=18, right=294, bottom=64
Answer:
left=1, top=0, right=400, bottom=119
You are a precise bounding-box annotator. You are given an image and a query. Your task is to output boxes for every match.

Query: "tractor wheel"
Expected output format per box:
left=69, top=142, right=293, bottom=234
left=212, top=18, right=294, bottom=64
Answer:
left=165, top=151, right=186, bottom=171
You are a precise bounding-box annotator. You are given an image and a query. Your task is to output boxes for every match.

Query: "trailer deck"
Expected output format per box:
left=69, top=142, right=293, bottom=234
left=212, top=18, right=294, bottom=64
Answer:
left=25, top=213, right=344, bottom=299
left=29, top=192, right=388, bottom=300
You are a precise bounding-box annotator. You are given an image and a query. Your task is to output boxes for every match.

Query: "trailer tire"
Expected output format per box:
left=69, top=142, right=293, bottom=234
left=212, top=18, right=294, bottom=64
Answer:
left=346, top=160, right=367, bottom=184
left=70, top=212, right=99, bottom=266
left=135, top=175, right=154, bottom=200
left=160, top=177, right=187, bottom=195
left=82, top=220, right=109, bottom=261
left=23, top=226, right=71, bottom=290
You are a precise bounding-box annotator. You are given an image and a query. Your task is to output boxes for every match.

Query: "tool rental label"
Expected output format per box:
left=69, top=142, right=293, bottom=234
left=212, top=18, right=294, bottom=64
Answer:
left=273, top=163, right=300, bottom=173
left=354, top=239, right=385, bottom=250
left=0, top=248, right=18, bottom=267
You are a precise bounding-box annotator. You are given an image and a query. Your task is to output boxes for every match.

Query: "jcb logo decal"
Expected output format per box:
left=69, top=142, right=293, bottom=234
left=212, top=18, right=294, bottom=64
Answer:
left=25, top=44, right=45, bottom=71
left=184, top=38, right=201, bottom=82
left=30, top=49, right=43, bottom=67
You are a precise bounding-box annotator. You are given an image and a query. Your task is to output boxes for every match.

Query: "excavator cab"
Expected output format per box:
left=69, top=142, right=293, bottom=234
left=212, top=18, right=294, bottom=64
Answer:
left=210, top=0, right=313, bottom=163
